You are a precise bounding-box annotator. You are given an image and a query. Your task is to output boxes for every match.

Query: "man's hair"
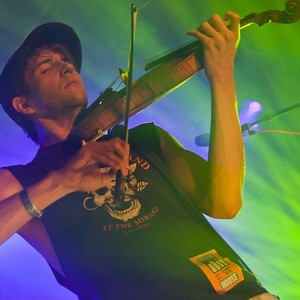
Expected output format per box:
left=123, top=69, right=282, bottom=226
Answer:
left=14, top=44, right=77, bottom=144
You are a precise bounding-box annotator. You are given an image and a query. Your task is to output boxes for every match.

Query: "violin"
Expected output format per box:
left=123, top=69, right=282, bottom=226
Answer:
left=71, top=0, right=300, bottom=144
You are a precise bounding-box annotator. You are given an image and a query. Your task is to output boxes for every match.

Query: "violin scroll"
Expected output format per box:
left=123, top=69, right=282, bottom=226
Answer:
left=241, top=0, right=300, bottom=28
left=285, top=0, right=300, bottom=22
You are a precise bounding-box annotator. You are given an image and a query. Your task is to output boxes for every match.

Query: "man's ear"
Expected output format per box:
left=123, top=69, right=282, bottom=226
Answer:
left=12, top=96, right=36, bottom=115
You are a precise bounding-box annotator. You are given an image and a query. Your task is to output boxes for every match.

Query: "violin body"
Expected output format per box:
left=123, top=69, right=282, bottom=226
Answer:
left=72, top=53, right=203, bottom=143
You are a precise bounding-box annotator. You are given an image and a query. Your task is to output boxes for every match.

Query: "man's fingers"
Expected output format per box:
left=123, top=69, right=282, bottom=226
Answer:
left=224, top=11, right=240, bottom=32
left=187, top=12, right=240, bottom=41
left=89, top=138, right=129, bottom=176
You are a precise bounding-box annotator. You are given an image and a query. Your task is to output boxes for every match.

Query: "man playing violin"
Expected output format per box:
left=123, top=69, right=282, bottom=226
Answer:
left=0, top=11, right=278, bottom=300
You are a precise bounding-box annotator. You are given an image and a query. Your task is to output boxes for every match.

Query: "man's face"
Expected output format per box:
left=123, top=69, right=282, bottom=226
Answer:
left=24, top=46, right=88, bottom=120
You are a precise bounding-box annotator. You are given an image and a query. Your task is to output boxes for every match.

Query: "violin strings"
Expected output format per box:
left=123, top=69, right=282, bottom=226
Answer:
left=137, top=0, right=152, bottom=11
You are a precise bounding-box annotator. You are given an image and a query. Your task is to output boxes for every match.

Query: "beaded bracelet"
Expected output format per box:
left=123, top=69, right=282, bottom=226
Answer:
left=20, top=189, right=43, bottom=218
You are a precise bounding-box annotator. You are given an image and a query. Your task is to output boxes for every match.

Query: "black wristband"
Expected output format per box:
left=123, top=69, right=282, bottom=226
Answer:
left=20, top=189, right=43, bottom=218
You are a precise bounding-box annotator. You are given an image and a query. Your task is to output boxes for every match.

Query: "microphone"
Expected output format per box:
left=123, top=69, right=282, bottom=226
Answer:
left=195, top=123, right=257, bottom=147
left=194, top=133, right=210, bottom=147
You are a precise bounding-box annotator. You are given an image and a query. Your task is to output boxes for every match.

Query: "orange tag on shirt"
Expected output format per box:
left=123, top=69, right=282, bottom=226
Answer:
left=189, top=249, right=244, bottom=294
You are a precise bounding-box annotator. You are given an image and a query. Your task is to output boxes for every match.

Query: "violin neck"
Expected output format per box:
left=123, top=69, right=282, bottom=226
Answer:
left=144, top=10, right=278, bottom=72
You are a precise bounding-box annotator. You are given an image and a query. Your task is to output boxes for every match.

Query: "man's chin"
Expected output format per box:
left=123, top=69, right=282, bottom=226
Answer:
left=70, top=93, right=88, bottom=109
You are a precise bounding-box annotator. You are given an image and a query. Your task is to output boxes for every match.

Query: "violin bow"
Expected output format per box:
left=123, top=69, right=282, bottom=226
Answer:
left=114, top=3, right=138, bottom=206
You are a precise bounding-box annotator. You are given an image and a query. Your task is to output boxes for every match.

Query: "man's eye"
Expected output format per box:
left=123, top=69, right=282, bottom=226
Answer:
left=41, top=67, right=51, bottom=74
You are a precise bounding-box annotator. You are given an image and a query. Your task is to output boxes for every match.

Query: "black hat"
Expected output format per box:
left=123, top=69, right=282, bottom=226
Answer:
left=0, top=22, right=82, bottom=122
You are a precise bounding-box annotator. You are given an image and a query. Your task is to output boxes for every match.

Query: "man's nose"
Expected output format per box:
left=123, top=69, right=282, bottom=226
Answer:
left=60, top=60, right=75, bottom=75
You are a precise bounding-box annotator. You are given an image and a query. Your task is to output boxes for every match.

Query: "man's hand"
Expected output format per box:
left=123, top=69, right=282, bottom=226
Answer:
left=58, top=137, right=129, bottom=193
left=187, top=11, right=240, bottom=83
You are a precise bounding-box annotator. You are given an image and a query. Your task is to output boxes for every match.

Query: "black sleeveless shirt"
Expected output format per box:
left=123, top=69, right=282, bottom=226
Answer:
left=5, top=123, right=267, bottom=299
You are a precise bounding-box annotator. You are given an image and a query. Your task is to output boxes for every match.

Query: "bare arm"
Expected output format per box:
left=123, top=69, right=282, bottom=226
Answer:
left=0, top=137, right=129, bottom=244
left=159, top=12, right=244, bottom=219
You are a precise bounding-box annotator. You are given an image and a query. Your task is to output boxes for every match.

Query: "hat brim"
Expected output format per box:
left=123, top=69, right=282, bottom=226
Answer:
left=14, top=22, right=82, bottom=72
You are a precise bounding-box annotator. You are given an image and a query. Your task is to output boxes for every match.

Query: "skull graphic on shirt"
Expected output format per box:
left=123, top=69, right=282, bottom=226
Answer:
left=83, top=162, right=148, bottom=222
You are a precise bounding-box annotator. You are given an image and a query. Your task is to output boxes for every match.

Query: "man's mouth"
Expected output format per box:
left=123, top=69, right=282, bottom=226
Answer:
left=64, top=79, right=79, bottom=88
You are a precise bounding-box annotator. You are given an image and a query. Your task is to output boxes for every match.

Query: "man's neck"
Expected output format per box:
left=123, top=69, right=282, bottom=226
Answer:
left=35, top=113, right=79, bottom=147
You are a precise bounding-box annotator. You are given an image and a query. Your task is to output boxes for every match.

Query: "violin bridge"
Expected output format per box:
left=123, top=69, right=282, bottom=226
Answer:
left=81, top=129, right=104, bottom=146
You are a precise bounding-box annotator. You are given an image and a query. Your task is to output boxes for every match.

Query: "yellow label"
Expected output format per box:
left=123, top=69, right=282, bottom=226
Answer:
left=189, top=249, right=244, bottom=295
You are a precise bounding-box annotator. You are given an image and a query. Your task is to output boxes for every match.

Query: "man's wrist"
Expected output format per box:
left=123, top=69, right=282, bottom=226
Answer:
left=20, top=189, right=43, bottom=218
